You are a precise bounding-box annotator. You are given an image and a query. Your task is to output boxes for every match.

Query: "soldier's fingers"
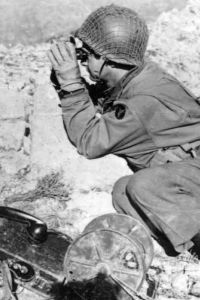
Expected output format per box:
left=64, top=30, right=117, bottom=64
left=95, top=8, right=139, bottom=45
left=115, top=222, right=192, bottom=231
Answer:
left=57, top=42, right=70, bottom=61
left=65, top=41, right=77, bottom=60
left=47, top=50, right=59, bottom=68
left=49, top=44, right=64, bottom=65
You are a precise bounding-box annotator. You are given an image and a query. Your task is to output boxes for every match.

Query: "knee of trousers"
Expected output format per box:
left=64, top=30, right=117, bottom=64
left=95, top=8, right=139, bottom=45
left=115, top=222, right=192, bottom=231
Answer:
left=112, top=175, right=132, bottom=210
left=126, top=167, right=164, bottom=205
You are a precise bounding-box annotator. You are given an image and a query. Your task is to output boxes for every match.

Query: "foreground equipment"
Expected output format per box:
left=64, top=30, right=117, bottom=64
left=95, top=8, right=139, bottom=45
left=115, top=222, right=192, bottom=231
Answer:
left=0, top=207, right=154, bottom=299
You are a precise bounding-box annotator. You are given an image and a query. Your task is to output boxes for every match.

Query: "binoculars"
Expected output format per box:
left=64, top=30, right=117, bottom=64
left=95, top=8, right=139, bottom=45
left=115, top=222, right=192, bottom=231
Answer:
left=75, top=47, right=88, bottom=63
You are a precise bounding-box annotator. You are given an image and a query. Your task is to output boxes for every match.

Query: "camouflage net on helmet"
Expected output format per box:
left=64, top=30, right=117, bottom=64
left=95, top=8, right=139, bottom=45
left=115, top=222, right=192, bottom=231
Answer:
left=76, top=5, right=149, bottom=66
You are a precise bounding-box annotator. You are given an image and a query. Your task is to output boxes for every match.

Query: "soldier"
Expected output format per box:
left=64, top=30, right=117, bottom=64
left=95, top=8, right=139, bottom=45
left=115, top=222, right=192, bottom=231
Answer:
left=48, top=4, right=200, bottom=256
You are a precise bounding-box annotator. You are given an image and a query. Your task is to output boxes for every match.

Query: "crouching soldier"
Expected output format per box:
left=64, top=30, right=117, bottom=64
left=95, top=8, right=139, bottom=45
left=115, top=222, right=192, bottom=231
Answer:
left=48, top=4, right=200, bottom=255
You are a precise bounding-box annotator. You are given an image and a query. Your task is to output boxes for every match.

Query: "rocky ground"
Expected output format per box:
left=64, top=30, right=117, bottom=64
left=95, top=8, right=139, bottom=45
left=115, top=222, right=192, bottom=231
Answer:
left=0, top=0, right=187, bottom=45
left=0, top=0, right=200, bottom=299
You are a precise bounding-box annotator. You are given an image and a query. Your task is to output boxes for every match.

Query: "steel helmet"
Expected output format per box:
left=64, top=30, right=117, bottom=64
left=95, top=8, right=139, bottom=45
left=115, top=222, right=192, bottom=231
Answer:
left=75, top=5, right=149, bottom=66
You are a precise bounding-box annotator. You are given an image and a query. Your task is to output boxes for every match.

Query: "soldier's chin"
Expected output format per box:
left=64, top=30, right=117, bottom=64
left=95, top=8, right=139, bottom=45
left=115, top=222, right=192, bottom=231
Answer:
left=89, top=74, right=99, bottom=82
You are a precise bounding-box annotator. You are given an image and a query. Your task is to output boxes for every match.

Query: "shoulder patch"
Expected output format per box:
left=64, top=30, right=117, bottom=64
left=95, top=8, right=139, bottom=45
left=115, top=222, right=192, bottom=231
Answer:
left=115, top=104, right=126, bottom=120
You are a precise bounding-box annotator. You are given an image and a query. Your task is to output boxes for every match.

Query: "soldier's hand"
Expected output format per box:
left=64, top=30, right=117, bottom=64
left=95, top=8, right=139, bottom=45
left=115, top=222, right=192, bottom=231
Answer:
left=48, top=41, right=83, bottom=92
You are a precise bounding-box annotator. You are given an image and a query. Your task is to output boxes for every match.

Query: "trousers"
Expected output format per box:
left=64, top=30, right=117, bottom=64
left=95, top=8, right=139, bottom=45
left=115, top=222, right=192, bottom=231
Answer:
left=112, top=157, right=200, bottom=253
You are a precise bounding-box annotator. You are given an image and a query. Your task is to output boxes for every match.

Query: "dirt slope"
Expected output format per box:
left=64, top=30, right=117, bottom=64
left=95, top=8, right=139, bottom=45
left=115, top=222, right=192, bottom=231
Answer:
left=0, top=0, right=187, bottom=45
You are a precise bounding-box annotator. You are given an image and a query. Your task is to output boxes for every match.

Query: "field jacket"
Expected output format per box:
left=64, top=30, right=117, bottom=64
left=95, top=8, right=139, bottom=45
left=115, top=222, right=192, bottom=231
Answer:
left=60, top=61, right=200, bottom=171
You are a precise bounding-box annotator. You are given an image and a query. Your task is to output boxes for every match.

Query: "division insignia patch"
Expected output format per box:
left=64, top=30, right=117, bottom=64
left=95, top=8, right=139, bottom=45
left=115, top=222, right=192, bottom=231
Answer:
left=115, top=104, right=126, bottom=119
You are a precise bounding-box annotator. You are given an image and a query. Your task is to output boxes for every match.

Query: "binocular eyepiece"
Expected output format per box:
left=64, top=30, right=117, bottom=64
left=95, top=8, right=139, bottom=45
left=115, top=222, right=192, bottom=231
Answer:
left=76, top=48, right=88, bottom=63
left=64, top=36, right=89, bottom=63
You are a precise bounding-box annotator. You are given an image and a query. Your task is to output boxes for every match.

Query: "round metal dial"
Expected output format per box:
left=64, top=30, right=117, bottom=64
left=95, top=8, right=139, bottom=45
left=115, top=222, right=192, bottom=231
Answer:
left=64, top=229, right=145, bottom=300
left=83, top=213, right=154, bottom=270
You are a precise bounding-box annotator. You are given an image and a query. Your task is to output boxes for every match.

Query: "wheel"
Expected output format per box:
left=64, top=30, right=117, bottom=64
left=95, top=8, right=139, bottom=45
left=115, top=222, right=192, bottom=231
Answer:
left=64, top=229, right=146, bottom=300
left=83, top=213, right=154, bottom=270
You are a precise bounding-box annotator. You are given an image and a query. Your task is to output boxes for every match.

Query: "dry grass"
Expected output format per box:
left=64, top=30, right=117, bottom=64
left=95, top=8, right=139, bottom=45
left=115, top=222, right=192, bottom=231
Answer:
left=4, top=171, right=71, bottom=204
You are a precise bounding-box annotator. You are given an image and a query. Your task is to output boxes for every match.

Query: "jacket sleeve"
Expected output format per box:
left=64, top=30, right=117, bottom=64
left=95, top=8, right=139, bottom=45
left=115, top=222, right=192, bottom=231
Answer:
left=60, top=90, right=144, bottom=159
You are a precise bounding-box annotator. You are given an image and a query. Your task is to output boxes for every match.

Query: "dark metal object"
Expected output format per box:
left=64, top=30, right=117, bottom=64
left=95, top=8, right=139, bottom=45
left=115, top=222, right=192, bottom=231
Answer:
left=76, top=48, right=88, bottom=63
left=83, top=213, right=154, bottom=271
left=0, top=207, right=72, bottom=297
left=0, top=206, right=47, bottom=243
left=0, top=207, right=154, bottom=299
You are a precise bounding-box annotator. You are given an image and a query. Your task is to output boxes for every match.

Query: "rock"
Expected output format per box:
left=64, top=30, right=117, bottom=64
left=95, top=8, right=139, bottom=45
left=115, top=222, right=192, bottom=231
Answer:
left=0, top=0, right=187, bottom=46
left=67, top=190, right=115, bottom=232
left=70, top=153, right=131, bottom=193
left=190, top=281, right=200, bottom=297
left=171, top=273, right=190, bottom=294
left=148, top=0, right=200, bottom=96
left=0, top=151, right=29, bottom=175
left=0, top=119, right=25, bottom=151
left=0, top=88, right=25, bottom=151
left=30, top=84, right=79, bottom=179
left=0, top=88, right=25, bottom=119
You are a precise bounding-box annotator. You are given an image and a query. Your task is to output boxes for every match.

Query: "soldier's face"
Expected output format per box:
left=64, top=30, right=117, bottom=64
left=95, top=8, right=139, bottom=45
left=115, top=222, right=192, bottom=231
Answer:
left=84, top=54, right=105, bottom=82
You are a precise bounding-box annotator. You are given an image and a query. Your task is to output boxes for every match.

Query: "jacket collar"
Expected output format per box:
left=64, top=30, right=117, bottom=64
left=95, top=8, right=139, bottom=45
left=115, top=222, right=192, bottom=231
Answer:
left=102, top=63, right=145, bottom=113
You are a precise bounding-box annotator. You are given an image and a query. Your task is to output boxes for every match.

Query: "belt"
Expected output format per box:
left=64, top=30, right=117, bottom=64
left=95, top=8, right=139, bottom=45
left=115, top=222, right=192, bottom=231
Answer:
left=150, top=140, right=200, bottom=166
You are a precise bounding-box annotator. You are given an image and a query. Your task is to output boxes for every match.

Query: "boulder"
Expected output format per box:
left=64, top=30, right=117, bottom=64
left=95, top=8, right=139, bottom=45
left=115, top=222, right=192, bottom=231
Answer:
left=0, top=88, right=26, bottom=151
left=0, top=0, right=187, bottom=45
left=0, top=151, right=29, bottom=175
left=30, top=84, right=78, bottom=179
